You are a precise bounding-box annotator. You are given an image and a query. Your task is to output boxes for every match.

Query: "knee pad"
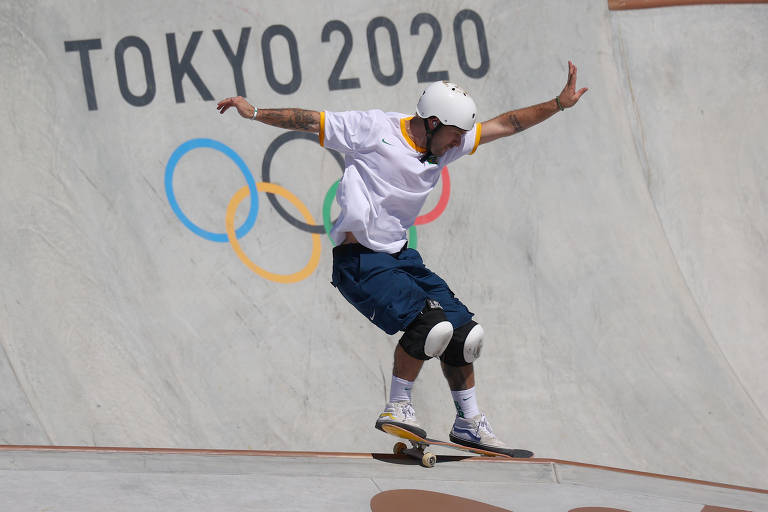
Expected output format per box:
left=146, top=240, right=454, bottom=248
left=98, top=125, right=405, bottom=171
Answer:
left=399, top=300, right=454, bottom=360
left=440, top=321, right=484, bottom=366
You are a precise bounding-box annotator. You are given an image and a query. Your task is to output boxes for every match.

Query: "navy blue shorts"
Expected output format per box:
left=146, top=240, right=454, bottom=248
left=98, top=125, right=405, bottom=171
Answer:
left=331, top=244, right=473, bottom=335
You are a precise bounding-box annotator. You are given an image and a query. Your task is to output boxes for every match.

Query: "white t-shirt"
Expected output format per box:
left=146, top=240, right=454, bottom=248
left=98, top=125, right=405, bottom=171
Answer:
left=320, top=109, right=482, bottom=253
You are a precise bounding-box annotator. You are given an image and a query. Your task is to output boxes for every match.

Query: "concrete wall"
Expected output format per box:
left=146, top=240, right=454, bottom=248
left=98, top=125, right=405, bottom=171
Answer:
left=1, top=0, right=767, bottom=488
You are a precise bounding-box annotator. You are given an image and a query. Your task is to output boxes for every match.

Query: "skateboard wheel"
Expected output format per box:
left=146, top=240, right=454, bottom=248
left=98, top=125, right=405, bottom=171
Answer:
left=393, top=442, right=407, bottom=455
left=421, top=452, right=437, bottom=468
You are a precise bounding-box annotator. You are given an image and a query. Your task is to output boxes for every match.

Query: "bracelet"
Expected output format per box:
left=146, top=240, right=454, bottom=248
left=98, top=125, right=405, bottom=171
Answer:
left=555, top=96, right=565, bottom=111
left=251, top=106, right=258, bottom=120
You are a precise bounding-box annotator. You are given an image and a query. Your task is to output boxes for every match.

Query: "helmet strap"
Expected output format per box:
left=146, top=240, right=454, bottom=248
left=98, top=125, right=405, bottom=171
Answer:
left=419, top=117, right=440, bottom=164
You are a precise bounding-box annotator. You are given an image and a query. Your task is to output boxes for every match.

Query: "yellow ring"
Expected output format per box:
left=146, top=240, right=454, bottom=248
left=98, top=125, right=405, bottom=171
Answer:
left=226, top=183, right=322, bottom=284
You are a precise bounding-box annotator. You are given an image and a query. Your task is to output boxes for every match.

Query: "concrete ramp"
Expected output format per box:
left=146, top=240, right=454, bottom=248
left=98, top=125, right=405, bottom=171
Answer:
left=1, top=446, right=767, bottom=512
left=1, top=0, right=768, bottom=494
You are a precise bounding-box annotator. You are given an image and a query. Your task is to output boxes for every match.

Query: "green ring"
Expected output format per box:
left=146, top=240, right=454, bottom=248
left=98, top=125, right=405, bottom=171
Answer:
left=323, top=180, right=340, bottom=245
left=407, top=225, right=418, bottom=249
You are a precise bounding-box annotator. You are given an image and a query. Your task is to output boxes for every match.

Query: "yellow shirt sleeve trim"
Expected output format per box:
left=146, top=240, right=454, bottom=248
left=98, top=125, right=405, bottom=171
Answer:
left=319, top=111, right=326, bottom=146
left=470, top=122, right=482, bottom=155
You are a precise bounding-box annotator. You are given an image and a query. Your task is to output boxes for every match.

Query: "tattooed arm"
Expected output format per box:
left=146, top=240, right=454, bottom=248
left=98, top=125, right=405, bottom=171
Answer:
left=216, top=96, right=321, bottom=133
left=479, top=100, right=561, bottom=145
left=479, top=61, right=588, bottom=146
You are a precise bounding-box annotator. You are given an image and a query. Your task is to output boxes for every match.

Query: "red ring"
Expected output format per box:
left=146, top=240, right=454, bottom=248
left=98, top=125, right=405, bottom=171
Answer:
left=415, top=166, right=450, bottom=225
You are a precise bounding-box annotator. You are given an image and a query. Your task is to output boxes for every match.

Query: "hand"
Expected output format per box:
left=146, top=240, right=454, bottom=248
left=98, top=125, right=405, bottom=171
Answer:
left=216, top=96, right=256, bottom=119
left=558, top=61, right=588, bottom=109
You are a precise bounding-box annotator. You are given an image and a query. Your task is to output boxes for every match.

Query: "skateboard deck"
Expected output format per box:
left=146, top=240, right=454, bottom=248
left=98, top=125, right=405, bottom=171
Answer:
left=381, top=423, right=533, bottom=467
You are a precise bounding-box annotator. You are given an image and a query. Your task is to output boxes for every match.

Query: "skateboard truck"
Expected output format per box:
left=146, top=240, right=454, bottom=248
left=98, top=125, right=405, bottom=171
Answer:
left=393, top=439, right=438, bottom=468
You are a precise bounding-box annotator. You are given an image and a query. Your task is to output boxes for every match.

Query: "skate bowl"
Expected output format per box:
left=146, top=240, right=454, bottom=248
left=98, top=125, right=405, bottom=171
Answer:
left=1, top=1, right=767, bottom=506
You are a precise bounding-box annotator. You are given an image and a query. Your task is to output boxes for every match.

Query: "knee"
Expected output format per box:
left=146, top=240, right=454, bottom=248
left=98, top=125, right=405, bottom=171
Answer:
left=398, top=300, right=454, bottom=360
left=440, top=320, right=484, bottom=367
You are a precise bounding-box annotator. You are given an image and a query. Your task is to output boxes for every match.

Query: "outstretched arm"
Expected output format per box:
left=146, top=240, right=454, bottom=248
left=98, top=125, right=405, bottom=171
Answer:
left=216, top=96, right=321, bottom=133
left=479, top=61, right=588, bottom=145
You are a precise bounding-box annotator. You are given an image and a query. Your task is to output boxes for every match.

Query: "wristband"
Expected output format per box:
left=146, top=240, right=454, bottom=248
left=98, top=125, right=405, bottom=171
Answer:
left=555, top=96, right=565, bottom=111
left=251, top=106, right=258, bottom=120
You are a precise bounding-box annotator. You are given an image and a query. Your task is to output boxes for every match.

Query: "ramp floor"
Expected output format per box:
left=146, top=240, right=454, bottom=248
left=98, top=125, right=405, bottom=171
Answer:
left=1, top=446, right=766, bottom=512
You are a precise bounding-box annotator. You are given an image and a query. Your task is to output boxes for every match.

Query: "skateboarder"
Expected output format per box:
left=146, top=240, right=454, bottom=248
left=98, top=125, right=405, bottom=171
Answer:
left=216, top=62, right=587, bottom=454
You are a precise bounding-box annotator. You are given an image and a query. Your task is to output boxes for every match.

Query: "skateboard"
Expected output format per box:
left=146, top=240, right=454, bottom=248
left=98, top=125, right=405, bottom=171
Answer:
left=380, top=423, right=534, bottom=468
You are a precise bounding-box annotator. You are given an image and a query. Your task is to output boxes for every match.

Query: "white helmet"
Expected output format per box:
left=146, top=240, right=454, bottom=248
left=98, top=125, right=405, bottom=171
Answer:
left=416, top=81, right=477, bottom=131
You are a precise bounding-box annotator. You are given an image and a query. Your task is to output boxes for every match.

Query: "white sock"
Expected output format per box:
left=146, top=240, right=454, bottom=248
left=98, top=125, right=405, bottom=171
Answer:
left=389, top=376, right=414, bottom=403
left=451, top=387, right=480, bottom=419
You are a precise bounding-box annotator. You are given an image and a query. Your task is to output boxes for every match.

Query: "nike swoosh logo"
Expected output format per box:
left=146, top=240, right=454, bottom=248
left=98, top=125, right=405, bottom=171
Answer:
left=462, top=397, right=471, bottom=401
left=369, top=309, right=376, bottom=321
left=381, top=138, right=393, bottom=146
left=454, top=427, right=482, bottom=442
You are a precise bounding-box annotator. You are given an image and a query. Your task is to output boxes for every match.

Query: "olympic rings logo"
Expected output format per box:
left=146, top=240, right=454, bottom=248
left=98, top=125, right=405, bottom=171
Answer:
left=164, top=134, right=452, bottom=283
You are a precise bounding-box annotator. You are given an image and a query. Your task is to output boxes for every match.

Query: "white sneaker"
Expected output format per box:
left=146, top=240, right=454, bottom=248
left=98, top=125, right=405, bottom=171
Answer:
left=375, top=401, right=426, bottom=438
left=449, top=413, right=514, bottom=455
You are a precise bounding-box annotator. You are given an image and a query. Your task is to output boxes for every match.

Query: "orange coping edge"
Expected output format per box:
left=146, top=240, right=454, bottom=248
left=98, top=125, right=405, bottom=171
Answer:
left=1, top=444, right=766, bottom=495
left=608, top=0, right=768, bottom=10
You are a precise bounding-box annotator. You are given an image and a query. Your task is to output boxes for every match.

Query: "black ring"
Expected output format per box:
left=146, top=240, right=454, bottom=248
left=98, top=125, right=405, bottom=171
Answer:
left=261, top=131, right=344, bottom=233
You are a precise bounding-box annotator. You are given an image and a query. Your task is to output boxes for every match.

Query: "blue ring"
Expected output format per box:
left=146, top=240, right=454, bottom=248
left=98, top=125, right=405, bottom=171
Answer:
left=165, top=138, right=259, bottom=242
